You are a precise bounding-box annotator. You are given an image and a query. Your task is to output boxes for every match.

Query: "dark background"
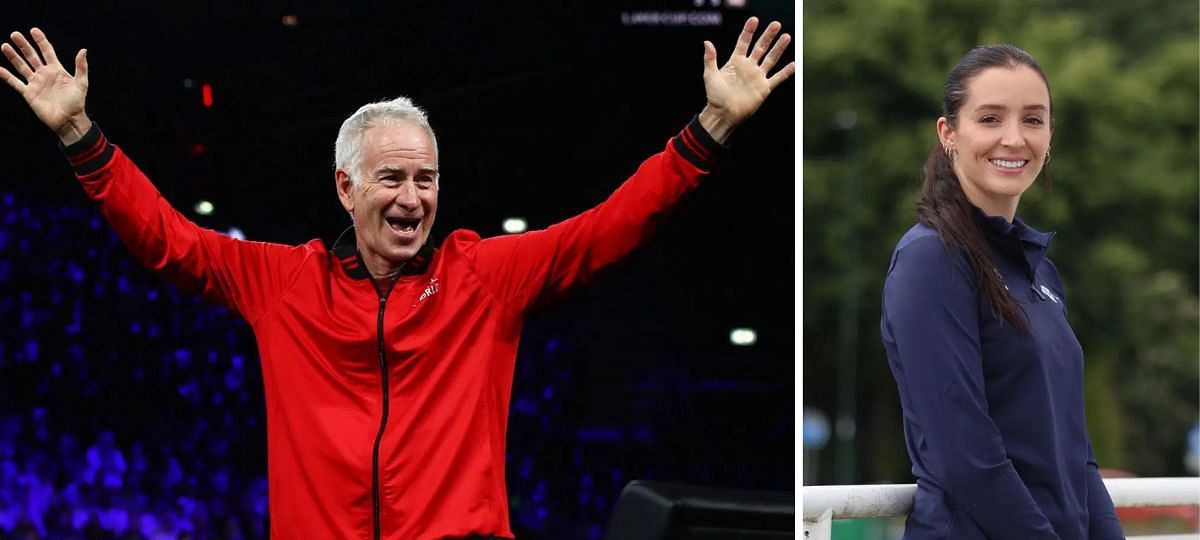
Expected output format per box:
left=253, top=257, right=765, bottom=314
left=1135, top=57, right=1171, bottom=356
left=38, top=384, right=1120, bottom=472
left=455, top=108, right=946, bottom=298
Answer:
left=0, top=1, right=795, bottom=537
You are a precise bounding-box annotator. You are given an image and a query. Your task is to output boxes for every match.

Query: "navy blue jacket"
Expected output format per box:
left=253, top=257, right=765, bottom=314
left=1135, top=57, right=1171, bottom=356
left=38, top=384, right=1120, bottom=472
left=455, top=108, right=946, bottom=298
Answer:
left=880, top=207, right=1125, bottom=539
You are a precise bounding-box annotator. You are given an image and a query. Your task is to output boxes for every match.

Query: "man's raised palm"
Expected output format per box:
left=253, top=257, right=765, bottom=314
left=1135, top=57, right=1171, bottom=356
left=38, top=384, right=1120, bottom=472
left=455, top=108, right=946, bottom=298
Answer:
left=702, top=17, right=794, bottom=127
left=1, top=28, right=90, bottom=139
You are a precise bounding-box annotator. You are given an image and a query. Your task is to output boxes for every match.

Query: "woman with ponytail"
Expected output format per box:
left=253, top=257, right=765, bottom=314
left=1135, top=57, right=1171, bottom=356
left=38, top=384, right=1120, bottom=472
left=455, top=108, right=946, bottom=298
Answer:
left=880, top=45, right=1125, bottom=539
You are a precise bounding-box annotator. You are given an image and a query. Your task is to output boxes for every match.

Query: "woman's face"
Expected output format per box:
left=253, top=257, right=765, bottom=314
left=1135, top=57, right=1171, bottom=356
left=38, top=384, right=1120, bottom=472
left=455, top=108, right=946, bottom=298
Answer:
left=937, top=65, right=1052, bottom=219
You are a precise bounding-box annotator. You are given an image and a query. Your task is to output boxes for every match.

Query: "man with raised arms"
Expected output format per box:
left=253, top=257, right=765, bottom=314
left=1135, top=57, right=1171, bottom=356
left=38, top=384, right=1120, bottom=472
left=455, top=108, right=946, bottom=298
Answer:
left=1, top=18, right=793, bottom=540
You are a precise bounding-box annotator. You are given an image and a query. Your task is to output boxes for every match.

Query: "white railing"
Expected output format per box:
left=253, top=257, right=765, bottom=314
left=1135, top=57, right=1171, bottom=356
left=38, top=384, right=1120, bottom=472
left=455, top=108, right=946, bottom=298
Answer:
left=803, top=477, right=1200, bottom=539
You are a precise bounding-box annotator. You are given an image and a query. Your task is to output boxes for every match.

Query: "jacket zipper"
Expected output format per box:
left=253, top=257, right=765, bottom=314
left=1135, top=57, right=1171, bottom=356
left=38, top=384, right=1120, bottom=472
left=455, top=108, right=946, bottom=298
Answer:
left=369, top=278, right=394, bottom=540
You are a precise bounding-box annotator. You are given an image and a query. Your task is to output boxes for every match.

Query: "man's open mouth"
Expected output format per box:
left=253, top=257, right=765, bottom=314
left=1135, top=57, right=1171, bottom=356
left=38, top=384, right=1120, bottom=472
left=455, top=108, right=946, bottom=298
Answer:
left=385, top=217, right=420, bottom=233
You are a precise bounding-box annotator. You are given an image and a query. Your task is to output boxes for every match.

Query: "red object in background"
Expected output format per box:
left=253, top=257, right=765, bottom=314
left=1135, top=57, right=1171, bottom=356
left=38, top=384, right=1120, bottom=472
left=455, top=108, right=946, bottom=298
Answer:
left=1117, top=505, right=1200, bottom=528
left=202, top=84, right=213, bottom=107
left=190, top=143, right=205, bottom=157
left=1102, top=468, right=1200, bottom=530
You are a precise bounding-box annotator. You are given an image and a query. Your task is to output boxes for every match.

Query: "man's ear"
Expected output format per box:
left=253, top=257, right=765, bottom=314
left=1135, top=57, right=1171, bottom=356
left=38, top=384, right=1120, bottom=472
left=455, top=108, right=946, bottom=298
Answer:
left=335, top=169, right=354, bottom=213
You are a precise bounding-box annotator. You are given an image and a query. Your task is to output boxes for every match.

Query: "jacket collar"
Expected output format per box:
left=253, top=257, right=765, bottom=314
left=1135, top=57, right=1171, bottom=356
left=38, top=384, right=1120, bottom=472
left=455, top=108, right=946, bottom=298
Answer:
left=971, top=205, right=1055, bottom=275
left=327, top=226, right=435, bottom=281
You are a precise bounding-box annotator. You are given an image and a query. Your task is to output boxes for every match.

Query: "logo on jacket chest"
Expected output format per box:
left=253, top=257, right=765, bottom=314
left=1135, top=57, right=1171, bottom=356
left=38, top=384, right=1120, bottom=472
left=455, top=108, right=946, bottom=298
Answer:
left=414, top=277, right=440, bottom=306
left=1038, top=284, right=1059, bottom=304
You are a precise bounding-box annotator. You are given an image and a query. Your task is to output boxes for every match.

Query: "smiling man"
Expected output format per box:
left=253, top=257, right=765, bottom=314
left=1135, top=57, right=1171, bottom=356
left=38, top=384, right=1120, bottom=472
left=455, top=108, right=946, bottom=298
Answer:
left=335, top=107, right=441, bottom=277
left=1, top=17, right=793, bottom=540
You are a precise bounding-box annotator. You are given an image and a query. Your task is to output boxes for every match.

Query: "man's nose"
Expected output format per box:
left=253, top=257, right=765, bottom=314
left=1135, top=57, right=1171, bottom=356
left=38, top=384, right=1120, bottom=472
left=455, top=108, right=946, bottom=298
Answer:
left=393, top=181, right=419, bottom=209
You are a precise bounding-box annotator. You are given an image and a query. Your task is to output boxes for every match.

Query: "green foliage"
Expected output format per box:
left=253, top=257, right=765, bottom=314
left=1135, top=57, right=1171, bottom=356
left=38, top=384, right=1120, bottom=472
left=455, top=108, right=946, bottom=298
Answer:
left=803, top=0, right=1199, bottom=483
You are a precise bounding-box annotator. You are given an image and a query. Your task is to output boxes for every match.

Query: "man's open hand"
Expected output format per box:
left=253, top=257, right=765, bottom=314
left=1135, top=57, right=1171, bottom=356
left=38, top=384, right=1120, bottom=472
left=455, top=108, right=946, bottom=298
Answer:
left=699, top=17, right=794, bottom=143
left=1, top=28, right=91, bottom=145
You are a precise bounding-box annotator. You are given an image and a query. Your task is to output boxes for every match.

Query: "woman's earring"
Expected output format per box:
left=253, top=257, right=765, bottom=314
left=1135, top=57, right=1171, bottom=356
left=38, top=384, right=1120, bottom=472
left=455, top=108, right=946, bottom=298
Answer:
left=945, top=146, right=959, bottom=162
left=1044, top=148, right=1051, bottom=165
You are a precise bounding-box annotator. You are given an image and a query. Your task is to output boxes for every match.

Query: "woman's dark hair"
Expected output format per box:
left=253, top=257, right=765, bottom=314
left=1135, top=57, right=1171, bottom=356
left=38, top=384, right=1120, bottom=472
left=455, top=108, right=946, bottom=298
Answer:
left=917, top=44, right=1052, bottom=334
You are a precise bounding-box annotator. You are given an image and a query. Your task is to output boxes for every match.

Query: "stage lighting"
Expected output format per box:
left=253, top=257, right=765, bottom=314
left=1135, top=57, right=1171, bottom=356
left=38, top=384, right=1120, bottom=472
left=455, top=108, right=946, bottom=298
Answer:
left=502, top=218, right=527, bottom=234
left=195, top=201, right=214, bottom=216
left=729, top=328, right=756, bottom=346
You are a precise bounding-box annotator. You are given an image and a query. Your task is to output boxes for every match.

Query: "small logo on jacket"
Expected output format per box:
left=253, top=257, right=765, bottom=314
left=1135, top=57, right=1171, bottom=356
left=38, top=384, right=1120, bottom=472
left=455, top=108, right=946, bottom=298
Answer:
left=1039, top=284, right=1059, bottom=304
left=417, top=277, right=439, bottom=304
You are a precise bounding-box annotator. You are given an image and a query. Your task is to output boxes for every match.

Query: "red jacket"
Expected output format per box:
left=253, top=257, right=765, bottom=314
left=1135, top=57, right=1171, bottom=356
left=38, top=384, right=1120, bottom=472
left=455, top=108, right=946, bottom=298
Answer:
left=63, top=118, right=724, bottom=539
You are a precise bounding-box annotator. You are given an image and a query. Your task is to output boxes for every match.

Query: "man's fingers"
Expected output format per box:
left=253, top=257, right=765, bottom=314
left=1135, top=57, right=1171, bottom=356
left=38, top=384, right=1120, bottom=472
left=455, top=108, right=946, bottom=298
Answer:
left=760, top=33, right=790, bottom=73
left=30, top=27, right=58, bottom=66
left=749, top=21, right=781, bottom=63
left=703, top=41, right=719, bottom=77
left=730, top=17, right=758, bottom=59
left=0, top=66, right=26, bottom=93
left=767, top=62, right=795, bottom=91
left=10, top=31, right=44, bottom=71
left=1, top=42, right=33, bottom=79
left=74, top=49, right=87, bottom=85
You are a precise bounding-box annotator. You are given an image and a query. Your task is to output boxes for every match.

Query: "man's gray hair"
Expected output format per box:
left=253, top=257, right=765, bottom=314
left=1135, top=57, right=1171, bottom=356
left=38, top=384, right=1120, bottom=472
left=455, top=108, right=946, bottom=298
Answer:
left=334, top=96, right=438, bottom=187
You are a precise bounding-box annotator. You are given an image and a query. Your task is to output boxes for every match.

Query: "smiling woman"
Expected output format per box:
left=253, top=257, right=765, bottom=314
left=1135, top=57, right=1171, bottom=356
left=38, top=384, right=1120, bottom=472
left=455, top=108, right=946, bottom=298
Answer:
left=878, top=45, right=1126, bottom=539
left=935, top=64, right=1052, bottom=221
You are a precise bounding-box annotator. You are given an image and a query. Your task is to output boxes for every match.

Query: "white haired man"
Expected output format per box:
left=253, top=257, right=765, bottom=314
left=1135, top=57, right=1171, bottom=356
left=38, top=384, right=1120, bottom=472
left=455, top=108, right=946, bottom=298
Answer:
left=1, top=18, right=793, bottom=540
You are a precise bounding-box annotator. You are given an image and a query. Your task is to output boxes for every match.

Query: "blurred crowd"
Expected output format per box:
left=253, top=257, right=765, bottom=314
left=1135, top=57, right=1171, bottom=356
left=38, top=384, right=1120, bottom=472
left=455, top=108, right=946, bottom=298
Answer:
left=0, top=193, right=271, bottom=538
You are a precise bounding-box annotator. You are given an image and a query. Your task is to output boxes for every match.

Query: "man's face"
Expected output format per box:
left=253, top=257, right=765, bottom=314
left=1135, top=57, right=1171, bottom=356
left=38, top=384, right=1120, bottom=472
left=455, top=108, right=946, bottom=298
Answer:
left=336, top=121, right=439, bottom=276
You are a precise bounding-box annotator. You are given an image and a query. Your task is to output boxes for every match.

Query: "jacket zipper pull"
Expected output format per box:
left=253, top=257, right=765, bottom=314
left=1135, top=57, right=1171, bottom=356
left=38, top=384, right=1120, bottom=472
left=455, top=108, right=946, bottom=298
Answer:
left=1030, top=282, right=1046, bottom=301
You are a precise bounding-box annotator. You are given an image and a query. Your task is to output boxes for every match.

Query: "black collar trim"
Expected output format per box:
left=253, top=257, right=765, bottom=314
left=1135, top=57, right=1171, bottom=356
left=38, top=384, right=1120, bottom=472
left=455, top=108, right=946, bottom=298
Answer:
left=327, top=226, right=435, bottom=280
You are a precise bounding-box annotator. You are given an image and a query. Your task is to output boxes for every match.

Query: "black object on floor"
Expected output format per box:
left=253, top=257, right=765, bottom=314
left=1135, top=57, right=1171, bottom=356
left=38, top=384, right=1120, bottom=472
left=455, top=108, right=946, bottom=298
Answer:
left=603, top=480, right=794, bottom=539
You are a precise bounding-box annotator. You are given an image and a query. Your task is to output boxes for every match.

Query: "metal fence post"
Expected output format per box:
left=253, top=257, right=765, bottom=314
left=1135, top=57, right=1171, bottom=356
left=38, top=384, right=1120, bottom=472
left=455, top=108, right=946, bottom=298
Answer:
left=803, top=507, right=832, bottom=540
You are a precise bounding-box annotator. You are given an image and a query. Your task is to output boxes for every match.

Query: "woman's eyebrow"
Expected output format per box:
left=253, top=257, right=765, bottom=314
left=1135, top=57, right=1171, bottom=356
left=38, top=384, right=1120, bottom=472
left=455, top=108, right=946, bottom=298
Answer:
left=973, top=103, right=1049, bottom=112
